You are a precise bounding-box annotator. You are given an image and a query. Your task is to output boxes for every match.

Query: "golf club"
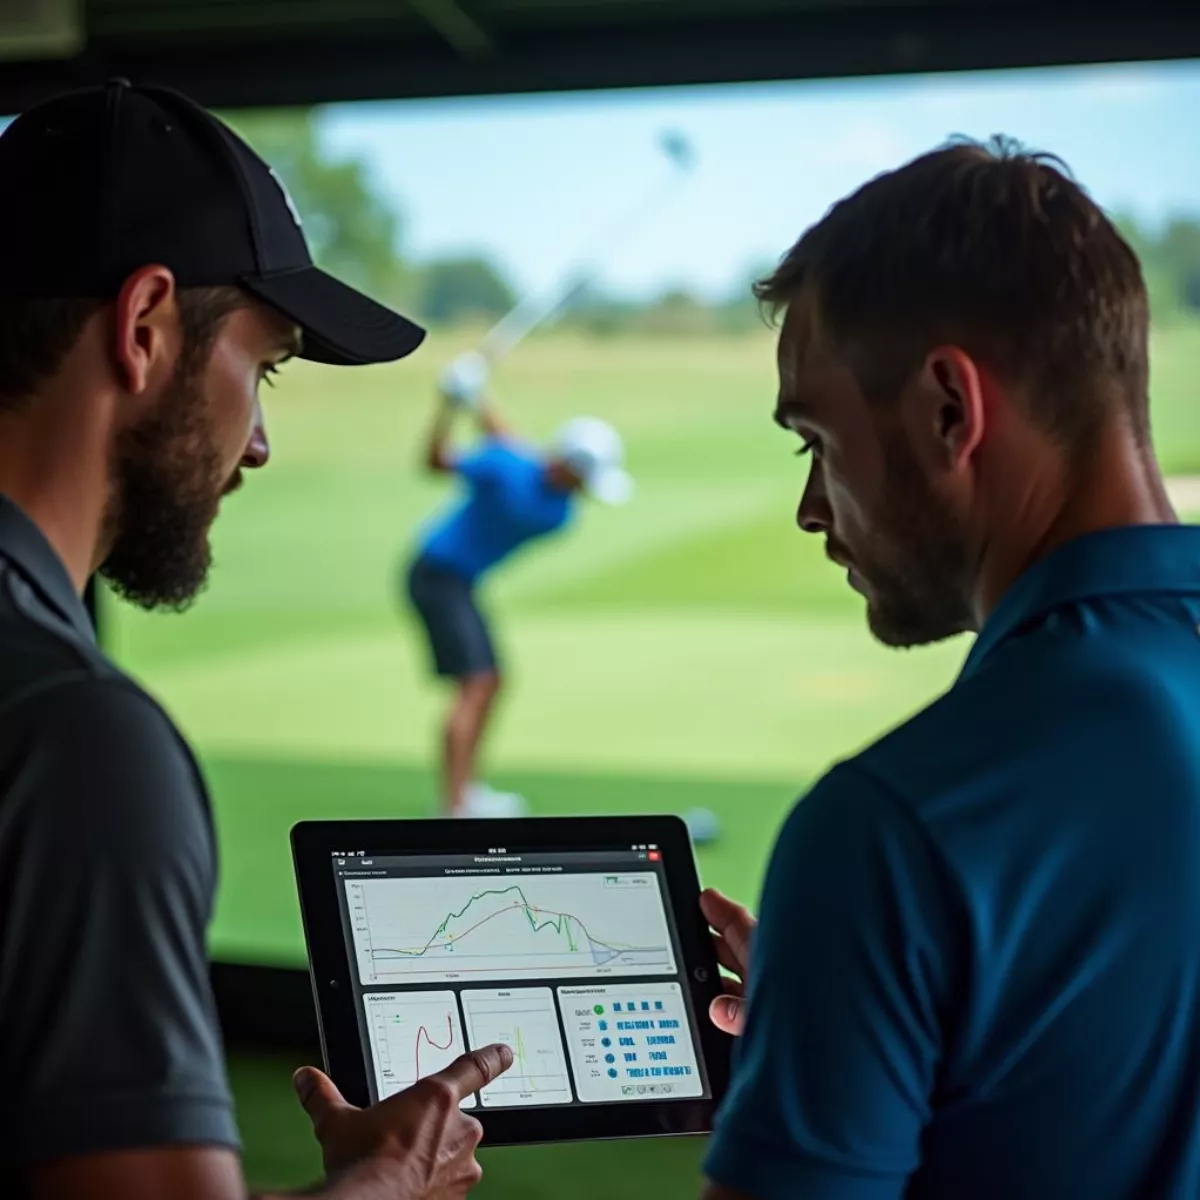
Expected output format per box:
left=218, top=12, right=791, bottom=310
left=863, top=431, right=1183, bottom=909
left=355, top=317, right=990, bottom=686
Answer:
left=476, top=130, right=697, bottom=365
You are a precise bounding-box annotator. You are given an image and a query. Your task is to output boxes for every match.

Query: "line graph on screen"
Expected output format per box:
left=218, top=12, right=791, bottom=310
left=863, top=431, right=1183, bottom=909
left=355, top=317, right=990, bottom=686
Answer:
left=461, top=988, right=573, bottom=1106
left=363, top=991, right=474, bottom=1106
left=347, top=873, right=676, bottom=984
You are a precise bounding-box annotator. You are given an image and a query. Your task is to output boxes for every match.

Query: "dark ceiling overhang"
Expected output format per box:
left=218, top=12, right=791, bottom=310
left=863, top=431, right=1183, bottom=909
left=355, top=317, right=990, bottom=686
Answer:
left=0, top=2, right=1196, bottom=113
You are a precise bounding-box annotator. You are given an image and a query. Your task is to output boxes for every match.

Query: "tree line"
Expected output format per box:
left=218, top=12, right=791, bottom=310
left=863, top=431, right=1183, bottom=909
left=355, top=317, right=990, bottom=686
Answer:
left=224, top=109, right=1200, bottom=335
left=1117, top=216, right=1200, bottom=322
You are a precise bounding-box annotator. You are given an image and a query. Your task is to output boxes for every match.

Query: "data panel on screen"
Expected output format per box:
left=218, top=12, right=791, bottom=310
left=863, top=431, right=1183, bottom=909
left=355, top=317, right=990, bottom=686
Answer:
left=318, top=837, right=720, bottom=1121
left=461, top=988, right=574, bottom=1106
left=363, top=990, right=474, bottom=1107
left=558, top=982, right=702, bottom=1103
left=345, top=872, right=676, bottom=985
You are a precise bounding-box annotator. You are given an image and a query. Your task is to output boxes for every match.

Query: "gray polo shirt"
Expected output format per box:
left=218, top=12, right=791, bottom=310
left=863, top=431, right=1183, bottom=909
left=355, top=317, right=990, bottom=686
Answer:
left=0, top=495, right=238, bottom=1191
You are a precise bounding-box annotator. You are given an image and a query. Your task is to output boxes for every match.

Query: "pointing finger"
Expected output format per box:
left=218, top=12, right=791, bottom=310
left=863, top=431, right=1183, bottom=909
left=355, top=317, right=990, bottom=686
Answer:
left=427, top=1044, right=515, bottom=1103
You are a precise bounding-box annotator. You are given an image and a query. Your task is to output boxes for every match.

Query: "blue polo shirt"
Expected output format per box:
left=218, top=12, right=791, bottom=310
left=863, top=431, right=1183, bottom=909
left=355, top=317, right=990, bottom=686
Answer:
left=706, top=526, right=1200, bottom=1200
left=418, top=438, right=574, bottom=583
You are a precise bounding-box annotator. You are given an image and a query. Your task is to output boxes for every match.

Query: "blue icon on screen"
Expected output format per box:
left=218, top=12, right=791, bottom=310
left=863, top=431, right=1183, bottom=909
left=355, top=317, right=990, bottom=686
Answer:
left=608, top=1068, right=619, bottom=1078
left=605, top=1053, right=615, bottom=1064
left=655, top=1001, right=664, bottom=1011
left=601, top=1038, right=612, bottom=1048
left=598, top=1020, right=608, bottom=1031
left=641, top=1002, right=651, bottom=1011
left=613, top=1003, right=622, bottom=1012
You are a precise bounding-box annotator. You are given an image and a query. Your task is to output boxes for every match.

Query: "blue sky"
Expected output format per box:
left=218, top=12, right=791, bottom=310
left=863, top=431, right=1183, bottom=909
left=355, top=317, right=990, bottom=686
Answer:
left=321, top=59, right=1200, bottom=302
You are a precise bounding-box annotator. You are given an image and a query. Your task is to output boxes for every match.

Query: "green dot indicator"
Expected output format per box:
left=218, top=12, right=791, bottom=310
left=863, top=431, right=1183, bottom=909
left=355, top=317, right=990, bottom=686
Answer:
left=594, top=1005, right=605, bottom=1015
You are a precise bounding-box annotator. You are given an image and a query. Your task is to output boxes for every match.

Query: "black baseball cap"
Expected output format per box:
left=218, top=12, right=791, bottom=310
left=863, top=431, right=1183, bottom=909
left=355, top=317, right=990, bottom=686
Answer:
left=0, top=78, right=425, bottom=366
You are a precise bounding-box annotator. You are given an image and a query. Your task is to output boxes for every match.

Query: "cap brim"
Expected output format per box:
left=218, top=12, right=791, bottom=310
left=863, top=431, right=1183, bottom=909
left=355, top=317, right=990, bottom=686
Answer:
left=241, top=267, right=426, bottom=366
left=587, top=467, right=634, bottom=506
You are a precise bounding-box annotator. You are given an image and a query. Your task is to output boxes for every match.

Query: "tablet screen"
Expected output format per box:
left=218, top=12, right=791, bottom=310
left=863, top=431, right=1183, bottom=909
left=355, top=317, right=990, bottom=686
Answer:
left=329, top=841, right=712, bottom=1110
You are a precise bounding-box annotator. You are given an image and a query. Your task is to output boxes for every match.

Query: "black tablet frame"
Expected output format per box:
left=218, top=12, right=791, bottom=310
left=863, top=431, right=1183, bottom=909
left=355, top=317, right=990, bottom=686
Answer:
left=292, top=814, right=732, bottom=1145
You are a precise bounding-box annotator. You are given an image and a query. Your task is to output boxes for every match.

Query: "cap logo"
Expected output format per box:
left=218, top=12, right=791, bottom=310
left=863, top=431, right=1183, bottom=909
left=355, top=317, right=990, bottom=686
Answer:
left=269, top=167, right=303, bottom=229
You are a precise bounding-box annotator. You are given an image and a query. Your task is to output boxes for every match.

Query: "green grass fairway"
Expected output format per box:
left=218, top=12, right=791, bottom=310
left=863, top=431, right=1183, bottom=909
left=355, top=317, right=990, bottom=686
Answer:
left=1150, top=321, right=1200, bottom=476
left=104, top=322, right=1200, bottom=1193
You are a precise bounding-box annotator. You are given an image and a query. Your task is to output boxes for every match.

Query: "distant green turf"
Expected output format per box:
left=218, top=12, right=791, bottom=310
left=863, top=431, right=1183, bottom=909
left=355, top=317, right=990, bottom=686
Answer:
left=104, top=323, right=1200, bottom=1195
left=1150, top=322, right=1200, bottom=476
left=534, top=503, right=852, bottom=613
left=206, top=755, right=801, bottom=966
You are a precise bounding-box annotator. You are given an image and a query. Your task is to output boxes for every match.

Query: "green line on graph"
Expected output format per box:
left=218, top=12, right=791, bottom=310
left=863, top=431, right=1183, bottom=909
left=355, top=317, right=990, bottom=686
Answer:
left=373, top=884, right=635, bottom=959
left=514, top=1025, right=534, bottom=1091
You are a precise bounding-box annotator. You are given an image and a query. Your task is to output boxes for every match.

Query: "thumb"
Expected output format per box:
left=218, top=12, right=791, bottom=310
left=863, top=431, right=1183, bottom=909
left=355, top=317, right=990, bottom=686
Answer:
left=710, top=994, right=745, bottom=1036
left=293, top=1066, right=350, bottom=1128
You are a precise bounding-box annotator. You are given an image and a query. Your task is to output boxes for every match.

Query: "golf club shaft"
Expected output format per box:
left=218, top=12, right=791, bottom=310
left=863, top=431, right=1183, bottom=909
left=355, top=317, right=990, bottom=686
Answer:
left=478, top=155, right=692, bottom=363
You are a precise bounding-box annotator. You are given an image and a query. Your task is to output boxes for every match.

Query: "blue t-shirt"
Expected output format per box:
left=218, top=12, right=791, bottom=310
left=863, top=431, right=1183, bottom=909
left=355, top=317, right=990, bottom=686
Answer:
left=706, top=526, right=1200, bottom=1200
left=418, top=439, right=574, bottom=582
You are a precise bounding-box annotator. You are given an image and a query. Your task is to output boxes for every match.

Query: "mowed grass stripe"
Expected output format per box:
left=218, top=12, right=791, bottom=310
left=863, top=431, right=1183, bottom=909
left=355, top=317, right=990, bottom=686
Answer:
left=146, top=612, right=964, bottom=781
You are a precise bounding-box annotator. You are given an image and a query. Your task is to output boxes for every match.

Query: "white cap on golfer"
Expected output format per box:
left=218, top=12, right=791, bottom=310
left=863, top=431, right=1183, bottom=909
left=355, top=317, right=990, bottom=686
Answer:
left=552, top=417, right=633, bottom=506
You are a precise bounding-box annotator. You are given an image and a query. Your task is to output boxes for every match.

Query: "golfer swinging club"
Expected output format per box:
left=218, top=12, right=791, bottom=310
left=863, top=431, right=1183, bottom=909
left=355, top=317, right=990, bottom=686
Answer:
left=407, top=351, right=632, bottom=817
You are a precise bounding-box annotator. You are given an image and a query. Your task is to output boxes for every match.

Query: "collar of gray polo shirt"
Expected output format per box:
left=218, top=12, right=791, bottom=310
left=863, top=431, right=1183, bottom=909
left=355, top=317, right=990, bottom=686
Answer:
left=961, top=523, right=1200, bottom=680
left=0, top=493, right=95, bottom=642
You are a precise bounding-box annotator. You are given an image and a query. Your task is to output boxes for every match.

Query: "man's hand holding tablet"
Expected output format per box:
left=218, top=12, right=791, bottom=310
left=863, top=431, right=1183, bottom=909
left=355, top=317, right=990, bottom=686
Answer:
left=698, top=889, right=756, bottom=1038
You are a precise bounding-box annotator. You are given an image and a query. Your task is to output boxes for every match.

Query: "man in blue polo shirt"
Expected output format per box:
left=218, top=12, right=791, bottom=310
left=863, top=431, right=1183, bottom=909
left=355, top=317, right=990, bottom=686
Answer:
left=699, top=139, right=1200, bottom=1199
left=407, top=352, right=632, bottom=816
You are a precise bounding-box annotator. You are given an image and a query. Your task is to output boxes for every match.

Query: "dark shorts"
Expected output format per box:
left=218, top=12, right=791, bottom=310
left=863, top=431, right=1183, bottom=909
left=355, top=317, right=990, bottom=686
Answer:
left=406, top=555, right=498, bottom=679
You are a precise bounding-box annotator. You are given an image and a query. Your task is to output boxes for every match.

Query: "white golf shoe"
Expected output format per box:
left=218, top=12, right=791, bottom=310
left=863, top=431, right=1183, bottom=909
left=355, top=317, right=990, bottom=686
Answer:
left=459, top=783, right=530, bottom=819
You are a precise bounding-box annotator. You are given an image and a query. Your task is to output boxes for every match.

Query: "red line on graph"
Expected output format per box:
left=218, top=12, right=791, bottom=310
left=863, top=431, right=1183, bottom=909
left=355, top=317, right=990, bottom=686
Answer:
left=415, top=1013, right=456, bottom=1081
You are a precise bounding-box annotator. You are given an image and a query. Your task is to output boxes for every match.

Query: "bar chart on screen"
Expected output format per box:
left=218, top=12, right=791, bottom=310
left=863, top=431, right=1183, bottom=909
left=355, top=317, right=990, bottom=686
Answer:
left=461, top=987, right=573, bottom=1107
left=363, top=991, right=474, bottom=1106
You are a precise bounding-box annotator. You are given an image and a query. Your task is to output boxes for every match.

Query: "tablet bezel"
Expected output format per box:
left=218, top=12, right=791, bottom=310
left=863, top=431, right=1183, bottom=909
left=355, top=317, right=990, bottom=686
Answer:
left=292, top=815, right=732, bottom=1145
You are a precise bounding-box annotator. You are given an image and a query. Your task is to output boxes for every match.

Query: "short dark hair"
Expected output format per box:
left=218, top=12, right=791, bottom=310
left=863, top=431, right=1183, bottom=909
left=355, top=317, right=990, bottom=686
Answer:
left=756, top=137, right=1151, bottom=453
left=0, top=286, right=249, bottom=410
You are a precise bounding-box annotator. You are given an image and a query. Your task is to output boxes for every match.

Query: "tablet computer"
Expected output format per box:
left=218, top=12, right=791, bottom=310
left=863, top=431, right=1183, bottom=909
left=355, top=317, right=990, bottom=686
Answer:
left=292, top=815, right=732, bottom=1145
